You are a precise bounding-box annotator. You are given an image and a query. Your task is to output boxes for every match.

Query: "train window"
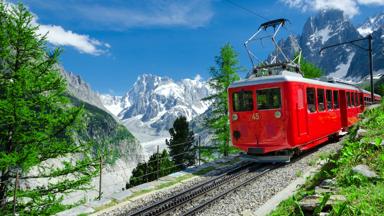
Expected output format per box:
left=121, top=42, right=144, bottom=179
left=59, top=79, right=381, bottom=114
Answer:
left=351, top=93, right=355, bottom=107
left=333, top=90, right=339, bottom=109
left=326, top=90, right=332, bottom=110
left=357, top=94, right=360, bottom=106
left=306, top=88, right=316, bottom=113
left=317, top=89, right=325, bottom=111
left=233, top=91, right=254, bottom=112
left=347, top=92, right=351, bottom=107
left=256, top=88, right=281, bottom=110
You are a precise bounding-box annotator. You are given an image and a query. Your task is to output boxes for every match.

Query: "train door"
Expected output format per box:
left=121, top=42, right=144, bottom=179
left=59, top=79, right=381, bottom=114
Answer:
left=339, top=90, right=348, bottom=129
left=296, top=85, right=307, bottom=136
left=229, top=89, right=258, bottom=148
left=255, top=86, right=286, bottom=146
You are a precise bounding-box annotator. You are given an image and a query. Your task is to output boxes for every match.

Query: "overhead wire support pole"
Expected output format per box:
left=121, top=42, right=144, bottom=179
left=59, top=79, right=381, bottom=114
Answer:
left=320, top=35, right=374, bottom=103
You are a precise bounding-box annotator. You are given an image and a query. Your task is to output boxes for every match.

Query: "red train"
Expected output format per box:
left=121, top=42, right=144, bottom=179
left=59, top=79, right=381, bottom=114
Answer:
left=228, top=65, right=381, bottom=162
left=230, top=18, right=381, bottom=162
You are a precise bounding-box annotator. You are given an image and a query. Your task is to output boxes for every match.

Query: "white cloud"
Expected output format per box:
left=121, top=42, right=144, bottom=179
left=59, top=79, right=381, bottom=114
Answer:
left=281, top=0, right=384, bottom=17
left=314, top=0, right=359, bottom=17
left=5, top=0, right=110, bottom=56
left=37, top=24, right=110, bottom=55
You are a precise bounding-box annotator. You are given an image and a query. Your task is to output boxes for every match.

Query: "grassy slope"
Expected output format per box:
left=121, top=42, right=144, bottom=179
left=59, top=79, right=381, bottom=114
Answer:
left=270, top=102, right=384, bottom=215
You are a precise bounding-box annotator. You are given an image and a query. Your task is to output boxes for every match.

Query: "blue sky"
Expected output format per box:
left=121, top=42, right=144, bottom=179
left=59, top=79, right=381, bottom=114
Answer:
left=16, top=0, right=384, bottom=95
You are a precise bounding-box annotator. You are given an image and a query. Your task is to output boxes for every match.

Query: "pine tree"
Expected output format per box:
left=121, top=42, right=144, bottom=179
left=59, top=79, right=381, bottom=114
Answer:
left=166, top=116, right=195, bottom=169
left=0, top=3, right=96, bottom=215
left=203, top=43, right=241, bottom=157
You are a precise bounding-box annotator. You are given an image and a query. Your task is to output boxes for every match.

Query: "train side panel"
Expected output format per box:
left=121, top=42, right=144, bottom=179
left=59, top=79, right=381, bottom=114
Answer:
left=290, top=83, right=341, bottom=150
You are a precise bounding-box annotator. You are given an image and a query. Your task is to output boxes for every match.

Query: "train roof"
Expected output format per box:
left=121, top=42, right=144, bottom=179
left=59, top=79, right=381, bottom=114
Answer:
left=229, top=71, right=380, bottom=97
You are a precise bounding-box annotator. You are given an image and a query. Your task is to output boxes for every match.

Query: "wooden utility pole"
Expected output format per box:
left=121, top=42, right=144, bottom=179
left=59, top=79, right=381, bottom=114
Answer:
left=98, top=156, right=102, bottom=200
left=198, top=136, right=201, bottom=166
left=368, top=34, right=374, bottom=102
left=156, top=145, right=160, bottom=180
left=13, top=171, right=19, bottom=216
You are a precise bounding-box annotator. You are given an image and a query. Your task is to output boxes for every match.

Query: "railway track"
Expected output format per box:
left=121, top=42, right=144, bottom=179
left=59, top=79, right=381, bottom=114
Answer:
left=182, top=165, right=274, bottom=216
left=124, top=162, right=278, bottom=216
left=122, top=139, right=339, bottom=216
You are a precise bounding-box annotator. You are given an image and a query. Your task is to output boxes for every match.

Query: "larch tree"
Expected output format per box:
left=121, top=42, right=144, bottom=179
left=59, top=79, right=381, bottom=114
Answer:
left=295, top=53, right=323, bottom=79
left=0, top=3, right=97, bottom=215
left=203, top=43, right=241, bottom=157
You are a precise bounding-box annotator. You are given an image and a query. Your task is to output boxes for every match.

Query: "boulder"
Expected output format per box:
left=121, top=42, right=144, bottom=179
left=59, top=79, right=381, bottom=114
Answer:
left=319, top=178, right=336, bottom=188
left=370, top=140, right=384, bottom=148
left=355, top=128, right=368, bottom=139
left=299, top=194, right=346, bottom=212
left=299, top=195, right=320, bottom=211
left=352, top=164, right=378, bottom=178
left=315, top=186, right=335, bottom=194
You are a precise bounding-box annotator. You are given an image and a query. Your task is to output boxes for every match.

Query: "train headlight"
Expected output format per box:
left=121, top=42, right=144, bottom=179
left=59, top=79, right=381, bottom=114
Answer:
left=232, top=114, right=238, bottom=121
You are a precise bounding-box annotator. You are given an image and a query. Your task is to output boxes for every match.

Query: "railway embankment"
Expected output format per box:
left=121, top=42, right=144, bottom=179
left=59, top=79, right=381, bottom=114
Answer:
left=270, top=103, right=384, bottom=215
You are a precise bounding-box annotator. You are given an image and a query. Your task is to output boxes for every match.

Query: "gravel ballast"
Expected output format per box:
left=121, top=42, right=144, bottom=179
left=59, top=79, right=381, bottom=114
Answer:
left=197, top=142, right=342, bottom=216
left=94, top=141, right=342, bottom=216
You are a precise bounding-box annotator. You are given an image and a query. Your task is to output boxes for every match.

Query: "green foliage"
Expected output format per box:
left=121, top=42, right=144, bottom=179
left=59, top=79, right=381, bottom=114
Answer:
left=203, top=43, right=241, bottom=157
left=74, top=97, right=135, bottom=165
left=126, top=150, right=175, bottom=188
left=0, top=3, right=97, bottom=215
left=376, top=83, right=384, bottom=96
left=269, top=103, right=384, bottom=216
left=166, top=116, right=195, bottom=169
left=295, top=53, right=323, bottom=78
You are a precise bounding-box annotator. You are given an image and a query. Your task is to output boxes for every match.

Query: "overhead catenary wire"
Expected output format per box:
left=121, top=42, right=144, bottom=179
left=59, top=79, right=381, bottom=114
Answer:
left=223, top=0, right=298, bottom=36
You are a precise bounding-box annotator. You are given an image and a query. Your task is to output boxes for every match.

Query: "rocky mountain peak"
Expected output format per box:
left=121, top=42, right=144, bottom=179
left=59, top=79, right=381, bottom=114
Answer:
left=100, top=74, right=212, bottom=137
left=60, top=68, right=107, bottom=110
left=357, top=12, right=384, bottom=37
left=267, top=9, right=369, bottom=79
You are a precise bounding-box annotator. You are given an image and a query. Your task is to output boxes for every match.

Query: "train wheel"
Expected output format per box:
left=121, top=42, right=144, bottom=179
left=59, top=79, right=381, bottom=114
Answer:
left=328, top=133, right=340, bottom=142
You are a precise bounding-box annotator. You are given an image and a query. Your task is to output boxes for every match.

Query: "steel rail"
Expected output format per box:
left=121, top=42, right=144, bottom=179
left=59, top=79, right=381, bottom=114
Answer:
left=124, top=137, right=343, bottom=216
left=181, top=139, right=344, bottom=216
left=124, top=162, right=256, bottom=216
left=182, top=165, right=277, bottom=216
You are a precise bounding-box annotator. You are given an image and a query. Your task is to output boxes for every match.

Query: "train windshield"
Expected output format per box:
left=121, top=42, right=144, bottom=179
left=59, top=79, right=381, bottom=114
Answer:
left=256, top=88, right=281, bottom=110
left=233, top=91, right=254, bottom=112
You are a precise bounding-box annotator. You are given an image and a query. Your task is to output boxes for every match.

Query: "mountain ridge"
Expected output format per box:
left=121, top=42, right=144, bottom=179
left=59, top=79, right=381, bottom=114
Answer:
left=268, top=9, right=384, bottom=81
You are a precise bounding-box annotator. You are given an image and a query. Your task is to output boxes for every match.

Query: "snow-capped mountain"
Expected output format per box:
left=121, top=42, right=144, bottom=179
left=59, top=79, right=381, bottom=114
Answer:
left=100, top=74, right=212, bottom=147
left=357, top=12, right=384, bottom=37
left=99, top=94, right=127, bottom=116
left=267, top=10, right=384, bottom=81
left=346, top=12, right=384, bottom=79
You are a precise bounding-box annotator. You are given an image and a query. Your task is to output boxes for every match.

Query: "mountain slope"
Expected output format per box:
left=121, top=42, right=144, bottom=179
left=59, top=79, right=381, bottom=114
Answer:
left=60, top=69, right=144, bottom=203
left=346, top=14, right=384, bottom=79
left=268, top=10, right=384, bottom=81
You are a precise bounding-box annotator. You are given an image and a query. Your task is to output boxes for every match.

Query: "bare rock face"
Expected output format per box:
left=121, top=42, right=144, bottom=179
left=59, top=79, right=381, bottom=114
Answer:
left=352, top=164, right=378, bottom=178
left=266, top=10, right=384, bottom=81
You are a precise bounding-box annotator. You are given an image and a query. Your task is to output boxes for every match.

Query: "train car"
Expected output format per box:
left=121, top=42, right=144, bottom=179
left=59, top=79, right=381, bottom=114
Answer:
left=234, top=18, right=382, bottom=162
left=228, top=65, right=381, bottom=162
